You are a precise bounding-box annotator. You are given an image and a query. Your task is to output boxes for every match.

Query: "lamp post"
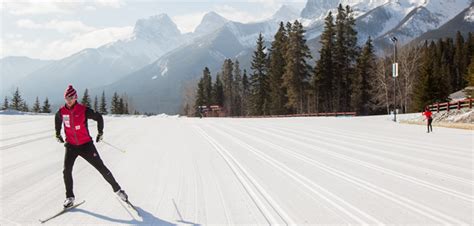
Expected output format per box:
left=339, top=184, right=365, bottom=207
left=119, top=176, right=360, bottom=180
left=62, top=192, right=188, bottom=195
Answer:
left=391, top=36, right=398, bottom=122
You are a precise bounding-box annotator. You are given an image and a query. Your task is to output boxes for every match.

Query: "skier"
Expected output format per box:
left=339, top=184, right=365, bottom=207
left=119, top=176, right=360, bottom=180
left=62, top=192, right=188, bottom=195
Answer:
left=422, top=106, right=433, bottom=133
left=55, top=85, right=128, bottom=208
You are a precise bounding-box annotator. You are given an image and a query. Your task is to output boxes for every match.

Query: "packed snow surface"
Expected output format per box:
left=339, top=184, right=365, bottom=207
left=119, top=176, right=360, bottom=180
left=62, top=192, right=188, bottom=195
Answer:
left=1, top=114, right=472, bottom=225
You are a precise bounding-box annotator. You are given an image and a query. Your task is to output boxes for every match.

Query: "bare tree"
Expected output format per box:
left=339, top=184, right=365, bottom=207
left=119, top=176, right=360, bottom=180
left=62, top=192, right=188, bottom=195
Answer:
left=181, top=79, right=198, bottom=116
left=397, top=44, right=422, bottom=113
left=372, top=57, right=391, bottom=114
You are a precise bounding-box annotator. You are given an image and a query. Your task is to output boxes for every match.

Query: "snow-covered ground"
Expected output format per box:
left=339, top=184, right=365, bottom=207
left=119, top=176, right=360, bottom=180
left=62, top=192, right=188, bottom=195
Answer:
left=1, top=114, right=472, bottom=225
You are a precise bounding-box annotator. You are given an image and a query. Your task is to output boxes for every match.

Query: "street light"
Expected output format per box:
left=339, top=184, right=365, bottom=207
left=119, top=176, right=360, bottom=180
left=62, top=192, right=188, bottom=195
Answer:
left=391, top=36, right=398, bottom=122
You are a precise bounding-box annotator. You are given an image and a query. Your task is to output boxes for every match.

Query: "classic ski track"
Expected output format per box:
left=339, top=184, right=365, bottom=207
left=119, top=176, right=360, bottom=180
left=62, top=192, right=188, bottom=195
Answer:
left=194, top=125, right=287, bottom=225
left=314, top=124, right=470, bottom=153
left=260, top=123, right=472, bottom=184
left=0, top=117, right=49, bottom=126
left=0, top=129, right=53, bottom=142
left=209, top=159, right=233, bottom=225
left=0, top=135, right=51, bottom=150
left=206, top=123, right=383, bottom=225
left=214, top=122, right=469, bottom=225
left=239, top=123, right=474, bottom=203
left=192, top=154, right=207, bottom=224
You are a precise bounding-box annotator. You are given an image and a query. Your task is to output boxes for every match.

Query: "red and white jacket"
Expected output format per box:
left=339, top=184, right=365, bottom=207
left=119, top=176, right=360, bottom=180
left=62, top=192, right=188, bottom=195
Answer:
left=55, top=102, right=103, bottom=146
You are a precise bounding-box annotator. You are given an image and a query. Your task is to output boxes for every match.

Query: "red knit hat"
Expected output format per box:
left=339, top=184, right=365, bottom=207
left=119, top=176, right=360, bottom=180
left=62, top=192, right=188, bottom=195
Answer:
left=64, top=85, right=77, bottom=99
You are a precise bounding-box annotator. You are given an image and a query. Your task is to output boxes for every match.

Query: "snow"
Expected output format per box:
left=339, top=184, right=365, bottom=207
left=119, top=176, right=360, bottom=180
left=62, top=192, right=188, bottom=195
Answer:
left=465, top=6, right=474, bottom=22
left=1, top=114, right=472, bottom=224
left=151, top=75, right=158, bottom=80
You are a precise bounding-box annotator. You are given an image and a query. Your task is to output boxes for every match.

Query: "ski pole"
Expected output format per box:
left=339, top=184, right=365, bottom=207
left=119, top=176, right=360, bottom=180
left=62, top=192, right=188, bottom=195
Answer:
left=101, top=140, right=126, bottom=153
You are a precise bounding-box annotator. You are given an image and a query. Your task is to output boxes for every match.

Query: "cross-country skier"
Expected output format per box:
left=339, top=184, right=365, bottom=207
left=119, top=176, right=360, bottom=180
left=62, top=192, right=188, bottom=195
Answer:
left=55, top=85, right=128, bottom=208
left=422, top=106, right=433, bottom=133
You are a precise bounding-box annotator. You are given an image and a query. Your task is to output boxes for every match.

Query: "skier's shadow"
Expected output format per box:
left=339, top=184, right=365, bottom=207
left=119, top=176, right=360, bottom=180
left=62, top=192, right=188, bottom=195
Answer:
left=72, top=206, right=177, bottom=225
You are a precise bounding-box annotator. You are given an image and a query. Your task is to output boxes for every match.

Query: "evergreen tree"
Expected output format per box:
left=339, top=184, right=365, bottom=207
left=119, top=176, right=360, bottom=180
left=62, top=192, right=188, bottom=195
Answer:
left=21, top=101, right=29, bottom=112
left=42, top=98, right=51, bottom=113
left=202, top=67, right=213, bottom=107
left=242, top=69, right=250, bottom=116
left=466, top=57, right=474, bottom=97
left=282, top=20, right=312, bottom=113
left=119, top=97, right=124, bottom=114
left=81, top=88, right=91, bottom=108
left=33, top=96, right=41, bottom=113
left=100, top=91, right=108, bottom=115
left=195, top=77, right=206, bottom=115
left=351, top=37, right=375, bottom=115
left=2, top=96, right=8, bottom=110
left=250, top=33, right=269, bottom=115
left=314, top=12, right=336, bottom=113
left=453, top=31, right=467, bottom=91
left=212, top=74, right=224, bottom=107
left=221, top=59, right=234, bottom=114
left=233, top=60, right=243, bottom=116
left=124, top=102, right=129, bottom=114
left=268, top=22, right=289, bottom=115
left=11, top=87, right=24, bottom=111
left=111, top=92, right=120, bottom=114
left=93, top=95, right=99, bottom=112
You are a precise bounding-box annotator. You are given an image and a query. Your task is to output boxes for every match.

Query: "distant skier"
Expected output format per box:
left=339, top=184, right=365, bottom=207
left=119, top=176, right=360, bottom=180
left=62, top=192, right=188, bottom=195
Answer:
left=422, top=106, right=433, bottom=133
left=55, top=85, right=128, bottom=208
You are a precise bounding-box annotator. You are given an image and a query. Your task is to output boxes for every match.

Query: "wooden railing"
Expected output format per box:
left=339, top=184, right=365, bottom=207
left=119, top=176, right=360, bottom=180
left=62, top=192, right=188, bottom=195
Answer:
left=232, top=112, right=357, bottom=118
left=427, top=98, right=473, bottom=112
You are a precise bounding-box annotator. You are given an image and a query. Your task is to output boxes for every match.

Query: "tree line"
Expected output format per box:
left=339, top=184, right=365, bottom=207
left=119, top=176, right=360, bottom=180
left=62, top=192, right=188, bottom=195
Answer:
left=2, top=87, right=137, bottom=115
left=192, top=4, right=474, bottom=116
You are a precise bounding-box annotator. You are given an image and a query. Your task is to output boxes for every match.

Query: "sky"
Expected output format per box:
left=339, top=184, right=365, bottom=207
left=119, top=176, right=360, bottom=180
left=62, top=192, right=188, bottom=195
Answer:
left=0, top=0, right=306, bottom=60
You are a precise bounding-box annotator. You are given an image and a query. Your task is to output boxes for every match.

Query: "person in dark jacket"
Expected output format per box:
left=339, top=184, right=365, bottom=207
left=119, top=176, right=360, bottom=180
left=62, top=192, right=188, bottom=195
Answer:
left=55, top=85, right=128, bottom=208
left=422, top=106, right=433, bottom=133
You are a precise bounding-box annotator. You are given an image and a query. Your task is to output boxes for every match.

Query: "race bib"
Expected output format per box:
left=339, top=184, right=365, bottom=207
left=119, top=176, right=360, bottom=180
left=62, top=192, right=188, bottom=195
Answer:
left=63, top=115, right=70, bottom=128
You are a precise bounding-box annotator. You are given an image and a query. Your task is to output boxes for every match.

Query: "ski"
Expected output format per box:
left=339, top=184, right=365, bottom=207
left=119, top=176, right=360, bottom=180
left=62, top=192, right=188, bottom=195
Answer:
left=116, top=197, right=141, bottom=219
left=39, top=200, right=85, bottom=224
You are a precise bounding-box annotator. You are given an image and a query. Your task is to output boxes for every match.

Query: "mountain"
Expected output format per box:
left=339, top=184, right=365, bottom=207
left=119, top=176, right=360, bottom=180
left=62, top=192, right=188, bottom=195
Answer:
left=97, top=7, right=297, bottom=113
left=0, top=56, right=53, bottom=96
left=15, top=13, right=185, bottom=104
left=194, top=11, right=229, bottom=36
left=412, top=4, right=474, bottom=43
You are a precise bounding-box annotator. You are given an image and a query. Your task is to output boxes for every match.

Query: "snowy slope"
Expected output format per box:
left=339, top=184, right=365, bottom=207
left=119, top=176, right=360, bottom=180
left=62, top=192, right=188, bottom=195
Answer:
left=1, top=115, right=472, bottom=224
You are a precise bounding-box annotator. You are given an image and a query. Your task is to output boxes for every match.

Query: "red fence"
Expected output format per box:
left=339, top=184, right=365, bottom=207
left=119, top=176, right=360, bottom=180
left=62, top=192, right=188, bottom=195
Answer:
left=232, top=112, right=357, bottom=118
left=428, top=98, right=473, bottom=112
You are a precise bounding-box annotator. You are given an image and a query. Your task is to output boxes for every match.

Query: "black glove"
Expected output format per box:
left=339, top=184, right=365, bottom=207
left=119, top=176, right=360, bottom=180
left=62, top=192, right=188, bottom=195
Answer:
left=56, top=134, right=64, bottom=143
left=96, top=132, right=103, bottom=143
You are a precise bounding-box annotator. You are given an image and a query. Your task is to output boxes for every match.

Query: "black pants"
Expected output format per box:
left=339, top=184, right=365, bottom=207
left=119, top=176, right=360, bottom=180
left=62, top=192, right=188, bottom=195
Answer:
left=63, top=142, right=121, bottom=198
left=427, top=118, right=433, bottom=132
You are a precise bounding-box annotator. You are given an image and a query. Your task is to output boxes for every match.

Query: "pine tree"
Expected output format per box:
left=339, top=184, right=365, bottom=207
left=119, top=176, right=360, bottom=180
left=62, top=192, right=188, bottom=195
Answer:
left=119, top=97, right=124, bottom=114
left=100, top=91, right=108, bottom=115
left=466, top=57, right=474, bottom=97
left=11, top=88, right=24, bottom=111
left=2, top=96, right=9, bottom=110
left=212, top=74, right=224, bottom=107
left=221, top=59, right=234, bottom=115
left=195, top=77, right=206, bottom=115
left=81, top=88, right=91, bottom=108
left=21, top=101, right=29, bottom=112
left=202, top=67, right=213, bottom=107
left=351, top=37, right=375, bottom=115
left=42, top=98, right=51, bottom=113
left=453, top=31, right=467, bottom=91
left=233, top=60, right=243, bottom=116
left=93, top=95, right=99, bottom=112
left=242, top=70, right=250, bottom=116
left=314, top=12, right=336, bottom=113
left=250, top=33, right=270, bottom=115
left=33, top=96, right=41, bottom=113
left=111, top=92, right=120, bottom=114
left=268, top=22, right=289, bottom=115
left=282, top=21, right=312, bottom=114
left=124, top=102, right=129, bottom=114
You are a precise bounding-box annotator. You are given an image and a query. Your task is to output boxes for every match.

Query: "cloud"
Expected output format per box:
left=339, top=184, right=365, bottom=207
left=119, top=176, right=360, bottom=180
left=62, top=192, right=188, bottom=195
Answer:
left=172, top=12, right=207, bottom=33
left=213, top=5, right=274, bottom=23
left=2, top=0, right=125, bottom=15
left=16, top=19, right=96, bottom=34
left=1, top=26, right=133, bottom=60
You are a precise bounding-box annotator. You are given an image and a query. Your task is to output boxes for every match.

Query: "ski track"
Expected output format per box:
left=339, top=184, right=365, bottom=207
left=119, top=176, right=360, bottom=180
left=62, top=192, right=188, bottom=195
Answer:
left=1, top=115, right=472, bottom=225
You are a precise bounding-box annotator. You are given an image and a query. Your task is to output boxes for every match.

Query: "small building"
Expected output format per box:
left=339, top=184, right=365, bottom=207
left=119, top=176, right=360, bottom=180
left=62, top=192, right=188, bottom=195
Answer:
left=205, top=105, right=226, bottom=117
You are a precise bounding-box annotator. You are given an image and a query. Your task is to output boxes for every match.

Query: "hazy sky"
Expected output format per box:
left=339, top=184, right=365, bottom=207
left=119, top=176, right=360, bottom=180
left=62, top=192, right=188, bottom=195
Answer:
left=1, top=0, right=306, bottom=60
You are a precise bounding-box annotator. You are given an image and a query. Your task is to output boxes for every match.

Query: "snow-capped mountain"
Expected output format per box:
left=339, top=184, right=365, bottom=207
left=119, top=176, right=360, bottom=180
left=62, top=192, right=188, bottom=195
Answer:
left=194, top=11, right=229, bottom=36
left=14, top=13, right=187, bottom=104
left=0, top=56, right=53, bottom=96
